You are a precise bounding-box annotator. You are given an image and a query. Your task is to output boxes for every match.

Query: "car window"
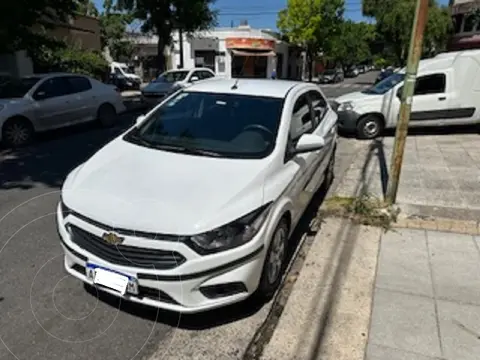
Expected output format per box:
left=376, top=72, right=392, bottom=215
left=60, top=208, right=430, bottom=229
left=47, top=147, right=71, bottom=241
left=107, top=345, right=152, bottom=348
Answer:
left=201, top=71, right=214, bottom=79
left=125, top=91, right=284, bottom=159
left=190, top=71, right=202, bottom=81
left=33, top=77, right=72, bottom=100
left=308, top=90, right=328, bottom=127
left=67, top=76, right=92, bottom=93
left=414, top=74, right=446, bottom=95
left=290, top=93, right=313, bottom=141
left=114, top=67, right=123, bottom=75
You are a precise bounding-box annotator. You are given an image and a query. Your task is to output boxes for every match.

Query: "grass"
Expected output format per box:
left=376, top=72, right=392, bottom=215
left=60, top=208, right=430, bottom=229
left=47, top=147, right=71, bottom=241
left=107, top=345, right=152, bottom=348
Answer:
left=318, top=194, right=399, bottom=231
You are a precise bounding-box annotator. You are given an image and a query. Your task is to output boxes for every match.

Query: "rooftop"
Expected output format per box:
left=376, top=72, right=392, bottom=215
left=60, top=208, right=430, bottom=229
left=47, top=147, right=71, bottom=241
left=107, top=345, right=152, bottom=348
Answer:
left=185, top=78, right=304, bottom=98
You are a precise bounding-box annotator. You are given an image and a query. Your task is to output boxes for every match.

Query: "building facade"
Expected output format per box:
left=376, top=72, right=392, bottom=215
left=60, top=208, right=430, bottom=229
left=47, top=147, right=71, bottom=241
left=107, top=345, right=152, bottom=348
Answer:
left=449, top=0, right=480, bottom=51
left=129, top=25, right=303, bottom=81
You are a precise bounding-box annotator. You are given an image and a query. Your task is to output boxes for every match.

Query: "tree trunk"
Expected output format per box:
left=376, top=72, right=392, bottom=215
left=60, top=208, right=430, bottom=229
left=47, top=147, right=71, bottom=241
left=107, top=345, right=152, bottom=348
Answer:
left=306, top=50, right=313, bottom=82
left=156, top=36, right=167, bottom=75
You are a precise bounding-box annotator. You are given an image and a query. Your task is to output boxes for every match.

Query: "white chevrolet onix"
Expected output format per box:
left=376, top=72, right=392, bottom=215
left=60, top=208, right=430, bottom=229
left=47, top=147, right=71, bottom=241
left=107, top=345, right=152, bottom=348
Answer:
left=57, top=78, right=338, bottom=313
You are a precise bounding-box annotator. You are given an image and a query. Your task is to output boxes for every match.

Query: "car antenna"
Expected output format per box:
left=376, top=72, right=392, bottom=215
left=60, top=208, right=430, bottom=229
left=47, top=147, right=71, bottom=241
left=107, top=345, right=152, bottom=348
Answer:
left=231, top=78, right=239, bottom=90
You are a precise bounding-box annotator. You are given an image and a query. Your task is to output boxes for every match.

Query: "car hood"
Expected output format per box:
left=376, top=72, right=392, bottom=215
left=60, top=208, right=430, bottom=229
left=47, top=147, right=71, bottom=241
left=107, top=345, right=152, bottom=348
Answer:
left=335, top=91, right=383, bottom=111
left=142, top=81, right=174, bottom=93
left=62, top=137, right=270, bottom=235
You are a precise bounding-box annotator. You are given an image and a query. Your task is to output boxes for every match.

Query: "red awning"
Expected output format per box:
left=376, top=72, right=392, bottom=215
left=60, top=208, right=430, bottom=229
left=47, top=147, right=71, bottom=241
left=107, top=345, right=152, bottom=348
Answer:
left=231, top=49, right=276, bottom=57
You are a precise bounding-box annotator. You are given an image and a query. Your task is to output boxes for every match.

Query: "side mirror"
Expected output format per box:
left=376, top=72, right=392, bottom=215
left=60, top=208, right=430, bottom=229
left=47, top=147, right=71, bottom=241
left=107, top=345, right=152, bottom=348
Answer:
left=190, top=76, right=199, bottom=82
left=294, top=133, right=325, bottom=154
left=136, top=115, right=146, bottom=126
left=396, top=87, right=403, bottom=99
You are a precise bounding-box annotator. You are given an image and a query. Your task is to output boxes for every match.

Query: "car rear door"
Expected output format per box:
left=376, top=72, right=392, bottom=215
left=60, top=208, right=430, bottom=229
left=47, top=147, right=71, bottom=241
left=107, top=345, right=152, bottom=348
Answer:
left=31, top=76, right=73, bottom=130
left=65, top=75, right=97, bottom=123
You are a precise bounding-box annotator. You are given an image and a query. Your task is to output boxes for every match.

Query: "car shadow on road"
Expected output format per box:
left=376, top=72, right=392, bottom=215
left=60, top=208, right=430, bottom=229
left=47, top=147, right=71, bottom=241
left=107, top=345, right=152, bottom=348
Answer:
left=85, top=183, right=329, bottom=331
left=0, top=112, right=141, bottom=190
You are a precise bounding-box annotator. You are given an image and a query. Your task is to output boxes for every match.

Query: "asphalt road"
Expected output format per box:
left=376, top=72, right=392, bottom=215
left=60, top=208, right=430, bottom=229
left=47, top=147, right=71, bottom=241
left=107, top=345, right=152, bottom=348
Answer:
left=0, top=79, right=372, bottom=360
left=319, top=70, right=379, bottom=100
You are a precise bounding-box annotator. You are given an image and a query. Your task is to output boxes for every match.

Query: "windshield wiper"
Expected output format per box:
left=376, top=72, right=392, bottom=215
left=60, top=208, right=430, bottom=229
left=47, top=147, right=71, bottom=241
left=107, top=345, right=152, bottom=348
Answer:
left=150, top=144, right=224, bottom=157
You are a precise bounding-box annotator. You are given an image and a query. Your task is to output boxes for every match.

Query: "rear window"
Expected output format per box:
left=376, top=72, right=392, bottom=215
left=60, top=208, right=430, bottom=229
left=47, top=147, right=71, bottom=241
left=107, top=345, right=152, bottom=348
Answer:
left=68, top=76, right=92, bottom=93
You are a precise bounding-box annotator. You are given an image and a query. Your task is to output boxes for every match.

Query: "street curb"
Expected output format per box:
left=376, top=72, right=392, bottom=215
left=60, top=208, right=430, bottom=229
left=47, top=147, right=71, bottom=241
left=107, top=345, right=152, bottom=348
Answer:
left=260, top=218, right=381, bottom=360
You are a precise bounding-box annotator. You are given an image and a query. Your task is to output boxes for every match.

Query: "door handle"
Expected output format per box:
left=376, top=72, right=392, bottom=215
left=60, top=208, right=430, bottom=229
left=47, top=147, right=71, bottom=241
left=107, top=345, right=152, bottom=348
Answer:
left=438, top=96, right=446, bottom=101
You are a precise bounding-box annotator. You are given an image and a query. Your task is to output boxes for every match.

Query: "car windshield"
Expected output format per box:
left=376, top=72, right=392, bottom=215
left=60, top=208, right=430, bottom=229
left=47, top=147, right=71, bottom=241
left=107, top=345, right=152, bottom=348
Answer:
left=0, top=76, right=41, bottom=98
left=362, top=72, right=405, bottom=95
left=124, top=91, right=284, bottom=159
left=324, top=70, right=336, bottom=75
left=156, top=71, right=189, bottom=83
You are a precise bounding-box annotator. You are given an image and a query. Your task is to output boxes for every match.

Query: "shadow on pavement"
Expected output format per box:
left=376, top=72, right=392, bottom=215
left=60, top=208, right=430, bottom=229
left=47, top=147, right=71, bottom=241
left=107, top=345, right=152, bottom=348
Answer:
left=0, top=111, right=141, bottom=190
left=86, top=179, right=329, bottom=331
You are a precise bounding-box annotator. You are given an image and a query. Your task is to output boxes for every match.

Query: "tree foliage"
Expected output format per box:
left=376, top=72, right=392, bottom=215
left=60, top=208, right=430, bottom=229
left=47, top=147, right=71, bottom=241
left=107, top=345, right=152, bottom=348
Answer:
left=362, top=0, right=451, bottom=65
left=99, top=0, right=135, bottom=60
left=326, top=20, right=375, bottom=69
left=277, top=0, right=344, bottom=81
left=0, top=0, right=80, bottom=55
left=114, top=0, right=217, bottom=72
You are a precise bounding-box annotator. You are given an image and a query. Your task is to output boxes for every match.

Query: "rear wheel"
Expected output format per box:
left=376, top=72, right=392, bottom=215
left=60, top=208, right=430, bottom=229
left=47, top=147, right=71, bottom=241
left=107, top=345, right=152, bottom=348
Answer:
left=356, top=114, right=384, bottom=139
left=2, top=117, right=34, bottom=148
left=97, top=103, right=117, bottom=128
left=256, top=219, right=289, bottom=300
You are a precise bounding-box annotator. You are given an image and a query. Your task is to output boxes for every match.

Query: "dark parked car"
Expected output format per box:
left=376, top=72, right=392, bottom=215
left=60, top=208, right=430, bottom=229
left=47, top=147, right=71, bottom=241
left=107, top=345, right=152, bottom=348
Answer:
left=345, top=66, right=359, bottom=78
left=105, top=73, right=140, bottom=91
left=318, top=68, right=344, bottom=83
left=375, top=68, right=394, bottom=84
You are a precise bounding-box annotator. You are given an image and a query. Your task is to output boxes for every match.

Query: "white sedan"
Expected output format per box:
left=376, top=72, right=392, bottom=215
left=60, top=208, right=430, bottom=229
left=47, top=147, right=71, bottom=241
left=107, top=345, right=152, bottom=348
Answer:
left=0, top=73, right=126, bottom=147
left=57, top=78, right=338, bottom=313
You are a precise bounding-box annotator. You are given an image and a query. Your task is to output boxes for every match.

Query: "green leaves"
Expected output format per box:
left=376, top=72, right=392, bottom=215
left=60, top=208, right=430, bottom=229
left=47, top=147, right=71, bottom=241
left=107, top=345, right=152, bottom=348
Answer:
left=362, top=0, right=451, bottom=65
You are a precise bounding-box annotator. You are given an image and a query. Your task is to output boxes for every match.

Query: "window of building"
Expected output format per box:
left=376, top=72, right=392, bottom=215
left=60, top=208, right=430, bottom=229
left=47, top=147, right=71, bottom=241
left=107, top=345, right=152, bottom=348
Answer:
left=463, top=14, right=477, bottom=33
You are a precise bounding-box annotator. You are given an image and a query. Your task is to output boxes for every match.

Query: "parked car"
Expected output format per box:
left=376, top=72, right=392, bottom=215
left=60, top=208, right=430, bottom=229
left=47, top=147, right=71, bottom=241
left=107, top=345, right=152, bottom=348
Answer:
left=110, top=61, right=142, bottom=89
left=0, top=73, right=126, bottom=147
left=345, top=66, right=359, bottom=78
left=141, top=67, right=215, bottom=108
left=374, top=68, right=394, bottom=84
left=106, top=72, right=139, bottom=91
left=333, top=49, right=480, bottom=139
left=57, top=78, right=338, bottom=313
left=358, top=65, right=366, bottom=74
left=318, top=68, right=344, bottom=84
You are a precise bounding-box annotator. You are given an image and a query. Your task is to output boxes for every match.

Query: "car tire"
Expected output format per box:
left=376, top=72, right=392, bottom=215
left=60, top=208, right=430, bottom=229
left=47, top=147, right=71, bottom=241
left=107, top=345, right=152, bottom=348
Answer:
left=97, top=103, right=117, bottom=128
left=256, top=218, right=289, bottom=300
left=356, top=114, right=384, bottom=139
left=2, top=116, right=34, bottom=148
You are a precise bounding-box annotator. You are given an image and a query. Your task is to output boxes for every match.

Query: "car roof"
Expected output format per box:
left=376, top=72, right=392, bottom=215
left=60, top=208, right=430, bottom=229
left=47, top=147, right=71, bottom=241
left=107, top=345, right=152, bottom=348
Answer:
left=185, top=78, right=303, bottom=98
left=167, top=68, right=213, bottom=73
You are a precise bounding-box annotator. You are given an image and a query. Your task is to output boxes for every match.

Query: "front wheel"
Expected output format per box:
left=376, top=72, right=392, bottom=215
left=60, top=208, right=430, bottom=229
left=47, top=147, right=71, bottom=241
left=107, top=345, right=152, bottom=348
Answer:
left=356, top=114, right=384, bottom=139
left=256, top=219, right=289, bottom=300
left=2, top=117, right=34, bottom=148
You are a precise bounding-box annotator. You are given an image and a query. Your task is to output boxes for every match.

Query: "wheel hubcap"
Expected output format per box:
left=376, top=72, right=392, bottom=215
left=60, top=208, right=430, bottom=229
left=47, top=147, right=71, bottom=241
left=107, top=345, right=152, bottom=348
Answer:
left=364, top=121, right=378, bottom=136
left=267, top=227, right=286, bottom=284
left=5, top=123, right=29, bottom=145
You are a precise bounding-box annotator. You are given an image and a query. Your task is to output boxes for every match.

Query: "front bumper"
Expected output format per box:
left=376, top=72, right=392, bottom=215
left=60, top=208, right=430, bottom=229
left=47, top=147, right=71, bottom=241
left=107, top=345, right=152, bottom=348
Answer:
left=56, top=204, right=266, bottom=313
left=141, top=94, right=165, bottom=108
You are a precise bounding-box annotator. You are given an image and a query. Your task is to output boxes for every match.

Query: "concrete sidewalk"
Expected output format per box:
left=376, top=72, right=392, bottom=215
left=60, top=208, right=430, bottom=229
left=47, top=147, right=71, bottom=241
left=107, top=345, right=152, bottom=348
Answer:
left=368, top=228, right=480, bottom=360
left=261, top=218, right=381, bottom=360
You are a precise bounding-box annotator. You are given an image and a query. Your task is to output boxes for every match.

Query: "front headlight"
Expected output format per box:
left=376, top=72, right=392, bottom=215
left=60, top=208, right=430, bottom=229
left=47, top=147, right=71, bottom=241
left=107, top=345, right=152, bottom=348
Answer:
left=188, top=204, right=271, bottom=254
left=338, top=101, right=353, bottom=111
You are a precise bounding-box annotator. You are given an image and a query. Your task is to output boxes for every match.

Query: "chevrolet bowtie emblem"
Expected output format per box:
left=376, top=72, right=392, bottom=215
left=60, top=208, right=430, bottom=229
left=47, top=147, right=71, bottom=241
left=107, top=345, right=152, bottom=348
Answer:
left=102, top=232, right=124, bottom=245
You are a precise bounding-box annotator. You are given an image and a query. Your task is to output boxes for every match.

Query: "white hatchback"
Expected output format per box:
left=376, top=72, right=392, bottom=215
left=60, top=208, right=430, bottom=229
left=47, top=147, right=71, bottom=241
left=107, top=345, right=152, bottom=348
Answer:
left=57, top=78, right=338, bottom=313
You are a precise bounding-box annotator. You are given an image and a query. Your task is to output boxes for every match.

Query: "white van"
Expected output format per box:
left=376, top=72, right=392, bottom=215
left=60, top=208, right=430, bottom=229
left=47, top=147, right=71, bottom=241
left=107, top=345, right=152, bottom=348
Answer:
left=110, top=62, right=142, bottom=86
left=334, top=50, right=480, bottom=138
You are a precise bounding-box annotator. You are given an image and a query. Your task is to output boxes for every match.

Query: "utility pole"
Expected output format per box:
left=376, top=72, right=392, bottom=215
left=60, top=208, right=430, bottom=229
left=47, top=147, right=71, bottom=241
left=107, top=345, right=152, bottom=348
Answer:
left=385, top=0, right=430, bottom=205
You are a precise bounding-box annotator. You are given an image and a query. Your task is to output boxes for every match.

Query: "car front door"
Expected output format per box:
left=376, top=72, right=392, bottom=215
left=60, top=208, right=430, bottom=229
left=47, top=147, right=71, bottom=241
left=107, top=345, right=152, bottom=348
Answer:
left=31, top=77, right=73, bottom=130
left=408, top=73, right=452, bottom=127
left=284, top=91, right=319, bottom=222
left=302, top=89, right=337, bottom=195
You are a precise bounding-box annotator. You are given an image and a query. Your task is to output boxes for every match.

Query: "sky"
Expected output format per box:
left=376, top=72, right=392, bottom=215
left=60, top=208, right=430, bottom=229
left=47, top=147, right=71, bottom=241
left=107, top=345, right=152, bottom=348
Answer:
left=93, top=0, right=451, bottom=31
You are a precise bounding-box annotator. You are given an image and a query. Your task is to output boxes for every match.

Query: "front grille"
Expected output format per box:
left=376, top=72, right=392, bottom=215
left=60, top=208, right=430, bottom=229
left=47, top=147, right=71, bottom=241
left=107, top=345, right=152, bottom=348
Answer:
left=69, top=224, right=186, bottom=270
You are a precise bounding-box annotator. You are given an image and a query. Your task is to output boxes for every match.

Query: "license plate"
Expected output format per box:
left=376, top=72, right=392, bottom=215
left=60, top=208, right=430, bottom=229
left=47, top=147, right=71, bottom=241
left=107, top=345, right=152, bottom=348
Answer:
left=86, top=263, right=138, bottom=295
